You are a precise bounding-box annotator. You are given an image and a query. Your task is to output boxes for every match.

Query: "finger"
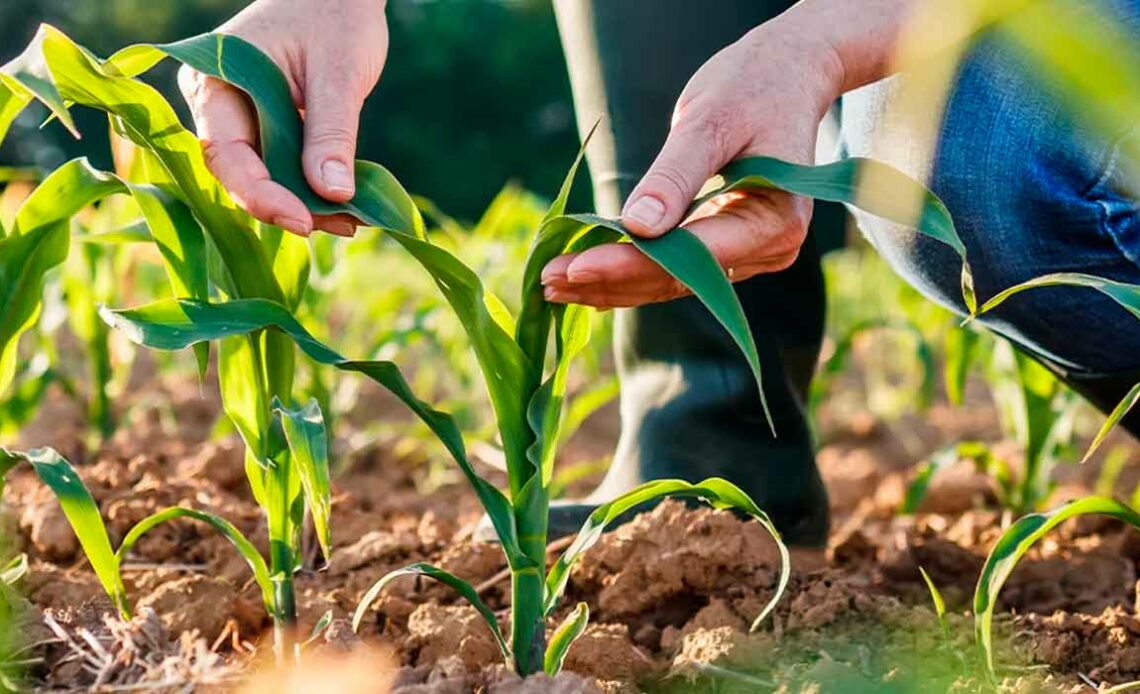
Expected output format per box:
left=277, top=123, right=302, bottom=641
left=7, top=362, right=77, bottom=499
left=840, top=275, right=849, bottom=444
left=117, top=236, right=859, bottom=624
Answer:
left=180, top=67, right=313, bottom=235
left=621, top=112, right=734, bottom=238
left=313, top=213, right=360, bottom=237
left=301, top=52, right=369, bottom=203
left=543, top=255, right=798, bottom=309
left=544, top=192, right=806, bottom=300
left=540, top=252, right=578, bottom=286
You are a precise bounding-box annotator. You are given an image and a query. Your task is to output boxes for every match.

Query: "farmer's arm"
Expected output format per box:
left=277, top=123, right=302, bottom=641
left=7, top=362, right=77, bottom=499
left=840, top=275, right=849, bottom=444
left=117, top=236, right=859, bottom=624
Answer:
left=179, top=0, right=388, bottom=237
left=541, top=0, right=919, bottom=308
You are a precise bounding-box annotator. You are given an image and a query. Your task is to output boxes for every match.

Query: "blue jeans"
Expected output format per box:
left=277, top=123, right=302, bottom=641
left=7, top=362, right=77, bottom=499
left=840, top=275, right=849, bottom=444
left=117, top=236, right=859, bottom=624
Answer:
left=844, top=0, right=1140, bottom=418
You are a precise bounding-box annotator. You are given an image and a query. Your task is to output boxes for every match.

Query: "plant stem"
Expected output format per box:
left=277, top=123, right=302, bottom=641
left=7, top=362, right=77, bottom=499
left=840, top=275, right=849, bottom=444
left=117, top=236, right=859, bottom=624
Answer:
left=270, top=540, right=297, bottom=665
left=511, top=492, right=549, bottom=676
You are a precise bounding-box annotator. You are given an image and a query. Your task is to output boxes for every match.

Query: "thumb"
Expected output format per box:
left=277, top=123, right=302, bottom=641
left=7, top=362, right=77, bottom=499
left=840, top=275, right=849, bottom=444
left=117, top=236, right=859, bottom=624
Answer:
left=302, top=62, right=367, bottom=203
left=622, top=118, right=728, bottom=237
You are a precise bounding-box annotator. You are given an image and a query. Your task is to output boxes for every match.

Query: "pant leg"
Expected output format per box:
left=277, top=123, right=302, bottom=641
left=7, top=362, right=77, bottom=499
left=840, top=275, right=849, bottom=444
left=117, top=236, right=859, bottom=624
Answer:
left=842, top=0, right=1140, bottom=432
left=553, top=0, right=837, bottom=545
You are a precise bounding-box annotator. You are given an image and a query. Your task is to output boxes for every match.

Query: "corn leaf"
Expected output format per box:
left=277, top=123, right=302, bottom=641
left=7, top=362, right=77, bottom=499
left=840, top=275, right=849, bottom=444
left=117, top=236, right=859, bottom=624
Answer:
left=944, top=325, right=982, bottom=406
left=271, top=397, right=332, bottom=559
left=543, top=477, right=789, bottom=631
left=810, top=318, right=935, bottom=415
left=0, top=554, right=28, bottom=587
left=1085, top=381, right=1140, bottom=463
left=99, top=297, right=527, bottom=569
left=544, top=602, right=588, bottom=676
left=0, top=447, right=128, bottom=617
left=918, top=566, right=950, bottom=639
left=710, top=156, right=974, bottom=312
left=0, top=27, right=78, bottom=140
left=352, top=562, right=510, bottom=664
left=974, top=496, right=1140, bottom=676
left=0, top=223, right=68, bottom=395
left=117, top=506, right=273, bottom=613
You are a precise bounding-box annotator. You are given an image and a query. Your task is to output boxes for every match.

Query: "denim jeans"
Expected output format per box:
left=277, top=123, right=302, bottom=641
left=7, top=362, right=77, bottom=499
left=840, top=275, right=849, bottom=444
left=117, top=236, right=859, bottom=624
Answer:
left=553, top=0, right=1140, bottom=544
left=843, top=0, right=1140, bottom=420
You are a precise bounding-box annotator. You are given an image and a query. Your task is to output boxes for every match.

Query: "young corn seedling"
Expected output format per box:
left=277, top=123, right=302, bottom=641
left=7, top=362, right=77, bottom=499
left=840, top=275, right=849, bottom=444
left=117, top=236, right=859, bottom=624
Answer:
left=2, top=26, right=972, bottom=677
left=904, top=329, right=1080, bottom=516
left=962, top=274, right=1140, bottom=676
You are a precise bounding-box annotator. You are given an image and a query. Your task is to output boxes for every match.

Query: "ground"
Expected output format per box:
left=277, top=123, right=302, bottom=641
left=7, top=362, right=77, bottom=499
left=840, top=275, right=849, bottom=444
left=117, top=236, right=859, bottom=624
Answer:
left=3, top=357, right=1140, bottom=693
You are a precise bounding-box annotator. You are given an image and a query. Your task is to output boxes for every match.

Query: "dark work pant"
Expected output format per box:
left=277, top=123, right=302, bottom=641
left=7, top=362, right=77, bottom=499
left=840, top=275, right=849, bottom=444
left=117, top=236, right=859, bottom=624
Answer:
left=553, top=0, right=834, bottom=545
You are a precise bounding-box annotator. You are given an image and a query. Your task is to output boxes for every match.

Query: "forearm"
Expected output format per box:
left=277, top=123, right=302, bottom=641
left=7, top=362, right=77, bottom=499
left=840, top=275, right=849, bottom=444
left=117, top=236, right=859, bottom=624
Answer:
left=760, top=0, right=921, bottom=98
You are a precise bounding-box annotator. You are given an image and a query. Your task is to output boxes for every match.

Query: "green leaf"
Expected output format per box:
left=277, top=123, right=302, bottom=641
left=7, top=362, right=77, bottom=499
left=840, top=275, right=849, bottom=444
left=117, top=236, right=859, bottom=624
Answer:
left=352, top=562, right=510, bottom=664
left=544, top=602, right=588, bottom=676
left=976, top=272, right=1140, bottom=321
left=944, top=325, right=982, bottom=406
left=272, top=397, right=332, bottom=559
left=557, top=376, right=619, bottom=449
left=0, top=447, right=128, bottom=617
left=0, top=224, right=68, bottom=396
left=973, top=496, right=1140, bottom=676
left=302, top=609, right=334, bottom=648
left=117, top=506, right=273, bottom=614
left=0, top=26, right=79, bottom=140
left=0, top=554, right=28, bottom=586
left=1084, top=381, right=1140, bottom=463
left=918, top=566, right=949, bottom=639
left=710, top=156, right=974, bottom=312
left=543, top=477, right=789, bottom=632
left=904, top=441, right=1004, bottom=514
left=810, top=318, right=935, bottom=415
left=99, top=297, right=527, bottom=569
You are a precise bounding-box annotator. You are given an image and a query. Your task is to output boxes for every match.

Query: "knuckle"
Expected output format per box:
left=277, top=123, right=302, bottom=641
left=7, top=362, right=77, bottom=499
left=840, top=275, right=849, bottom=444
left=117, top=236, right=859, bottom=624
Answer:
left=199, top=138, right=225, bottom=171
left=306, top=124, right=357, bottom=150
left=644, top=163, right=693, bottom=202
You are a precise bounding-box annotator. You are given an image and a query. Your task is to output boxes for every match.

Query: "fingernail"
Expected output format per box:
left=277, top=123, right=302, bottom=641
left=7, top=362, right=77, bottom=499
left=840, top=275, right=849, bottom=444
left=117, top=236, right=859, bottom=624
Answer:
left=274, top=215, right=311, bottom=236
left=623, top=195, right=666, bottom=232
left=541, top=265, right=567, bottom=285
left=321, top=160, right=355, bottom=195
left=566, top=269, right=601, bottom=285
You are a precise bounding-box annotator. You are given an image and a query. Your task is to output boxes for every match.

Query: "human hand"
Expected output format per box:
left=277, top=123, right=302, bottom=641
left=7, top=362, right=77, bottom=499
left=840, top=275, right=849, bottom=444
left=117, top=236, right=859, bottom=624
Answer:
left=178, top=0, right=388, bottom=237
left=541, top=17, right=846, bottom=308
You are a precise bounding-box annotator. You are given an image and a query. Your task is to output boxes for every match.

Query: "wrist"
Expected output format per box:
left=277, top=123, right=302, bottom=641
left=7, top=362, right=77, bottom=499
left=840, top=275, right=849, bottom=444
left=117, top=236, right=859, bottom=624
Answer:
left=769, top=0, right=916, bottom=96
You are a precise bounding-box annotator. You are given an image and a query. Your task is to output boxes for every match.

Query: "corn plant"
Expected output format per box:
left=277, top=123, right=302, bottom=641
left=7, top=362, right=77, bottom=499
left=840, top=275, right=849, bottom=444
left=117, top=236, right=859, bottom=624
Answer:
left=904, top=327, right=1080, bottom=515
left=972, top=496, right=1140, bottom=677
left=0, top=26, right=331, bottom=661
left=953, top=273, right=1140, bottom=675
left=0, top=25, right=973, bottom=676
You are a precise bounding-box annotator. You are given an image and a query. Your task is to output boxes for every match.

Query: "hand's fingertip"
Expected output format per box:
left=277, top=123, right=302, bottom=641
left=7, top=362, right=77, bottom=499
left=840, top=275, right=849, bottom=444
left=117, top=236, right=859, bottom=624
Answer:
left=541, top=264, right=568, bottom=286
left=273, top=214, right=314, bottom=237
left=314, top=158, right=356, bottom=202
left=544, top=286, right=568, bottom=303
left=565, top=254, right=605, bottom=285
left=621, top=195, right=668, bottom=237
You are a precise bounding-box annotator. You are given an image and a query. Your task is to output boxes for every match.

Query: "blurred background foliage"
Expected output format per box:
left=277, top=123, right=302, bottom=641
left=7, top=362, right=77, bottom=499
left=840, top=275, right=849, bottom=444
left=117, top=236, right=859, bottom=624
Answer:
left=0, top=0, right=588, bottom=219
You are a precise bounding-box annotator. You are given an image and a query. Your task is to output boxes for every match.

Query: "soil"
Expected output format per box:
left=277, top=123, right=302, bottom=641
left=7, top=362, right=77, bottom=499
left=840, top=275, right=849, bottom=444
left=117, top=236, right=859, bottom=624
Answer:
left=4, top=364, right=1140, bottom=693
